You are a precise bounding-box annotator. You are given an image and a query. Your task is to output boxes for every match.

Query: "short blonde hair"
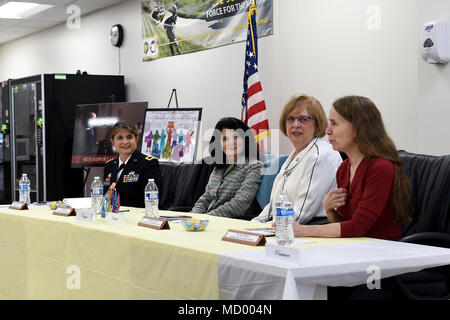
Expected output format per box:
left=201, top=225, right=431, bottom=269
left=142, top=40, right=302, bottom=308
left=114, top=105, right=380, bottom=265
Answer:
left=279, top=93, right=328, bottom=137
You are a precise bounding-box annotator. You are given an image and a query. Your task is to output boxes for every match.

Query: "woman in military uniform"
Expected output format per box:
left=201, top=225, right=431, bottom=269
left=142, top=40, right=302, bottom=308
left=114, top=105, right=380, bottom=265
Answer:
left=103, top=121, right=162, bottom=208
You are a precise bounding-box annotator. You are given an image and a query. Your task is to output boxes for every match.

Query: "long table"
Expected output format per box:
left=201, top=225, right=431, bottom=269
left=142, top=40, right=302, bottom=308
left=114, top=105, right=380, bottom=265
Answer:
left=1, top=205, right=449, bottom=300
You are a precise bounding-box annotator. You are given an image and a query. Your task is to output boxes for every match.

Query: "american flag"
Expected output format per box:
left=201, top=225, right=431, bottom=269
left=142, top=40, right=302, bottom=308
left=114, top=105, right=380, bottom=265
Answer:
left=241, top=3, right=270, bottom=147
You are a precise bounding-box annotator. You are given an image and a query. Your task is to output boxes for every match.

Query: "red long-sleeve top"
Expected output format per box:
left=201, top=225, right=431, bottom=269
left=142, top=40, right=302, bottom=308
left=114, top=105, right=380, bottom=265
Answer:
left=337, top=157, right=401, bottom=240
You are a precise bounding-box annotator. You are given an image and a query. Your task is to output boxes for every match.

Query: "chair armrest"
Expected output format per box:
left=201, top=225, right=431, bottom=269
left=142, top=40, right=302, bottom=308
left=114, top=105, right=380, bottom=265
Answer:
left=393, top=232, right=450, bottom=300
left=397, top=232, right=450, bottom=248
left=307, top=217, right=329, bottom=225
left=234, top=214, right=257, bottom=221
left=168, top=206, right=192, bottom=212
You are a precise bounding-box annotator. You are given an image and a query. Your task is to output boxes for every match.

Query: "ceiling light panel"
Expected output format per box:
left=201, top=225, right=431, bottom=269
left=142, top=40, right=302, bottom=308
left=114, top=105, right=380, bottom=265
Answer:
left=0, top=1, right=53, bottom=19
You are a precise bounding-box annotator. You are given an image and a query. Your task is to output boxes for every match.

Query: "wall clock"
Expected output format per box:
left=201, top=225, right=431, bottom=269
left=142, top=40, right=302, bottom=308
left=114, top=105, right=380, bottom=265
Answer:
left=110, top=24, right=124, bottom=47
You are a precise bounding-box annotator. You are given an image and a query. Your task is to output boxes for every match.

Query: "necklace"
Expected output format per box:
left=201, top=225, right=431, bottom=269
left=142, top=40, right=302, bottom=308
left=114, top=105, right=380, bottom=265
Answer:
left=267, top=137, right=319, bottom=221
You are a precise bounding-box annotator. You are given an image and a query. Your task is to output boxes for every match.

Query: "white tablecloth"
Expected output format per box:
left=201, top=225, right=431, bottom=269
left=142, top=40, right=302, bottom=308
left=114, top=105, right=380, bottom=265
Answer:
left=218, top=239, right=450, bottom=299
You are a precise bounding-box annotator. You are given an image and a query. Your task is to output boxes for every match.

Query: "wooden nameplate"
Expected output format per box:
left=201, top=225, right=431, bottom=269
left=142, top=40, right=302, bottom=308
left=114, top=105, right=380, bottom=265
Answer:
left=9, top=201, right=28, bottom=210
left=53, top=206, right=76, bottom=217
left=222, top=229, right=266, bottom=246
left=138, top=216, right=170, bottom=230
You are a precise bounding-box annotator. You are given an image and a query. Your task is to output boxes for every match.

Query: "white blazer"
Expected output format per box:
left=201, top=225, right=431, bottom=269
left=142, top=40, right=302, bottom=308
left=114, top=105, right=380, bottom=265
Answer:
left=252, top=137, right=342, bottom=224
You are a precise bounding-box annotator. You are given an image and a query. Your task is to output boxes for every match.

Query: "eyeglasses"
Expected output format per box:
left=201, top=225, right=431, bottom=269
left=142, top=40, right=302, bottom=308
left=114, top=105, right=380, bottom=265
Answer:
left=285, top=115, right=313, bottom=124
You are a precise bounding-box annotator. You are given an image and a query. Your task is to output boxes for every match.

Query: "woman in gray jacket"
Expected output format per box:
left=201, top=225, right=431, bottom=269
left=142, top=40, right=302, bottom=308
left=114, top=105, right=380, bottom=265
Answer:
left=192, top=117, right=263, bottom=218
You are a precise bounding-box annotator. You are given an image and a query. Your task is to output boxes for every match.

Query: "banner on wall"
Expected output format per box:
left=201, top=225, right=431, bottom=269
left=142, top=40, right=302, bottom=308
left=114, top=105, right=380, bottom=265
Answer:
left=141, top=0, right=273, bottom=61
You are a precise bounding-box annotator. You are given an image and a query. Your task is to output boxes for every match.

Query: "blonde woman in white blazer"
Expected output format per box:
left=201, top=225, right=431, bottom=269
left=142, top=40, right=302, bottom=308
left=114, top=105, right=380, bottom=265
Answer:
left=252, top=94, right=342, bottom=224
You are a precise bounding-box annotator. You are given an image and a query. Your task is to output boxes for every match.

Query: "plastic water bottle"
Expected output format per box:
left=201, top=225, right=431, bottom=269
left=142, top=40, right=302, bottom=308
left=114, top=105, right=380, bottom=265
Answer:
left=90, top=176, right=103, bottom=220
left=19, top=173, right=31, bottom=205
left=275, top=190, right=294, bottom=246
left=144, top=179, right=159, bottom=218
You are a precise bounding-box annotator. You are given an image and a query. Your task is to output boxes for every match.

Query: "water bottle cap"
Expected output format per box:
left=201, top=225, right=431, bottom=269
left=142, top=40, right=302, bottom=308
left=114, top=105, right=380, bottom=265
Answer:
left=22, top=173, right=27, bottom=177
left=148, top=178, right=154, bottom=182
left=94, top=176, right=100, bottom=179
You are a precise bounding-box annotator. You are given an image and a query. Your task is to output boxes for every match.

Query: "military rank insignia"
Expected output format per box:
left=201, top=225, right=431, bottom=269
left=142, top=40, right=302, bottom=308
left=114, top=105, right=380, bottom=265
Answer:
left=123, top=171, right=139, bottom=183
left=104, top=173, right=112, bottom=186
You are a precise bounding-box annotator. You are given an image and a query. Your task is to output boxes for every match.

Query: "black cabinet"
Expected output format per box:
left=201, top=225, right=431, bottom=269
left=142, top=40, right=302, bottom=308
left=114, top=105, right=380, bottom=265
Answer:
left=8, top=73, right=125, bottom=202
left=0, top=80, right=12, bottom=204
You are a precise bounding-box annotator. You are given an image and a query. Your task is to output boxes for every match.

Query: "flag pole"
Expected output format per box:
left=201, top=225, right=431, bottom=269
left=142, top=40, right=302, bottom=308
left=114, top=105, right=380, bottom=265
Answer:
left=249, top=2, right=257, bottom=58
left=241, top=0, right=270, bottom=154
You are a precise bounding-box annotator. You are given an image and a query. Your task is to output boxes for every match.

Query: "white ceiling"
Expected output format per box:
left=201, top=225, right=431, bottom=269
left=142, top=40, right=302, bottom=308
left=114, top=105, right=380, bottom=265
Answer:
left=0, top=0, right=127, bottom=45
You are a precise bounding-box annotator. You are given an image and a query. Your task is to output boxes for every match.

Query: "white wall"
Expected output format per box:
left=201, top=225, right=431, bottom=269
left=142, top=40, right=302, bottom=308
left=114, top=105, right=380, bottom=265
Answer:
left=417, top=0, right=450, bottom=156
left=0, top=0, right=448, bottom=156
left=276, top=0, right=420, bottom=154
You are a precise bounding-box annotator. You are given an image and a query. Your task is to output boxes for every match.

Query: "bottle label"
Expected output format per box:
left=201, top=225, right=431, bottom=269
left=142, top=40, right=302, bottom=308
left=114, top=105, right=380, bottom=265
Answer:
left=276, top=207, right=294, bottom=217
left=91, top=188, right=103, bottom=196
left=19, top=184, right=29, bottom=191
left=145, top=192, right=159, bottom=201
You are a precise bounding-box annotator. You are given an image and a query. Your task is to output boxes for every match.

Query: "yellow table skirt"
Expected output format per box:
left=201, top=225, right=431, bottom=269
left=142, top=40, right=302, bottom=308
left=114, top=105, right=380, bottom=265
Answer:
left=0, top=206, right=371, bottom=300
left=0, top=206, right=266, bottom=299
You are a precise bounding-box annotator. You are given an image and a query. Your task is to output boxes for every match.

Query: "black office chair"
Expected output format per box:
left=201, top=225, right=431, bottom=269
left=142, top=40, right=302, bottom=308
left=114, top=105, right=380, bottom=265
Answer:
left=159, top=159, right=214, bottom=212
left=391, top=150, right=450, bottom=299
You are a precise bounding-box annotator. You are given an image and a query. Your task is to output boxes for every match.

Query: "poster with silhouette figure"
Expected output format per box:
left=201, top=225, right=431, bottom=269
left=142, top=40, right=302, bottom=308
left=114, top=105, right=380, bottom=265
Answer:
left=141, top=108, right=202, bottom=162
left=71, top=102, right=148, bottom=167
left=141, top=0, right=273, bottom=61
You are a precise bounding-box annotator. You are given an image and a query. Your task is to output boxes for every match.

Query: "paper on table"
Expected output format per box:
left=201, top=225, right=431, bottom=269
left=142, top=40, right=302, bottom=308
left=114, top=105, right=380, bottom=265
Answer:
left=266, top=238, right=314, bottom=245
left=245, top=227, right=275, bottom=237
left=29, top=202, right=49, bottom=208
left=62, top=197, right=91, bottom=209
left=160, top=215, right=192, bottom=222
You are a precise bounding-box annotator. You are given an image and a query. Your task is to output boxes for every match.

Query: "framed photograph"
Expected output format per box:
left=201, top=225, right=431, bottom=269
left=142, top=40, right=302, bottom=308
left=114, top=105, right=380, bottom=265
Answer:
left=71, top=102, right=148, bottom=167
left=140, top=108, right=202, bottom=162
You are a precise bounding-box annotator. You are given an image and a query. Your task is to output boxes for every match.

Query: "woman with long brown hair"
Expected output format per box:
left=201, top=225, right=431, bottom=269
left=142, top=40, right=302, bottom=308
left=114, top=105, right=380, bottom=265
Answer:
left=292, top=95, right=412, bottom=240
